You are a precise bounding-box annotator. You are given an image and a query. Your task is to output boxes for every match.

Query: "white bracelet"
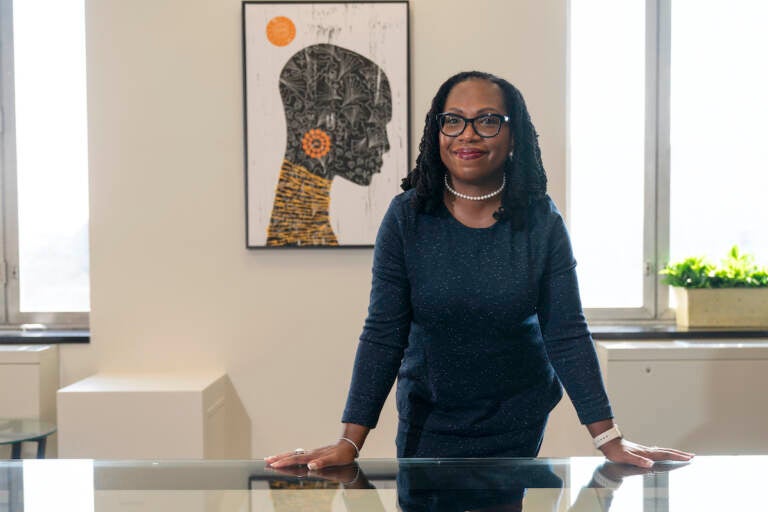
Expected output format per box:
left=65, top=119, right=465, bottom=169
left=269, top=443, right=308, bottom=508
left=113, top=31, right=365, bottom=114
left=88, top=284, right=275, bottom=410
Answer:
left=593, top=425, right=622, bottom=449
left=339, top=437, right=360, bottom=458
left=341, top=466, right=361, bottom=486
left=592, top=469, right=621, bottom=489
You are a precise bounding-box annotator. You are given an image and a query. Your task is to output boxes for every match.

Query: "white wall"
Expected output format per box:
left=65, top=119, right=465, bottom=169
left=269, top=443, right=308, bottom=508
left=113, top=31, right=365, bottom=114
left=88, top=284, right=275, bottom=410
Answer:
left=60, top=0, right=577, bottom=457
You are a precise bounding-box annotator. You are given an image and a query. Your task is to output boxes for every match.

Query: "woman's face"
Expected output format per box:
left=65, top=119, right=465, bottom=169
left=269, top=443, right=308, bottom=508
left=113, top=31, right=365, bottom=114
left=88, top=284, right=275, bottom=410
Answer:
left=439, top=78, right=513, bottom=188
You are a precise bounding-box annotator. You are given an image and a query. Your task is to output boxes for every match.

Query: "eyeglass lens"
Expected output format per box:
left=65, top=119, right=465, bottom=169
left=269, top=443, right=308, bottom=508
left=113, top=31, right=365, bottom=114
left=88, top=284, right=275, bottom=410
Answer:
left=439, top=114, right=503, bottom=137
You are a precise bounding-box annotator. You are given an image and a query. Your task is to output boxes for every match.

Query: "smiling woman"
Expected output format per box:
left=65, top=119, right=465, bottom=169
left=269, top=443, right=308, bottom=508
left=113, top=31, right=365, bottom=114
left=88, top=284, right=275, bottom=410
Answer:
left=266, top=70, right=693, bottom=470
left=438, top=78, right=514, bottom=228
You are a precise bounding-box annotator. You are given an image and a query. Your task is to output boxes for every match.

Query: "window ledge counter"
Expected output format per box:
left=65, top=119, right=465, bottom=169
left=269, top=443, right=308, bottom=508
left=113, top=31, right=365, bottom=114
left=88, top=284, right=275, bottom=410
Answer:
left=3, top=325, right=767, bottom=345
left=590, top=324, right=768, bottom=340
left=0, top=329, right=89, bottom=344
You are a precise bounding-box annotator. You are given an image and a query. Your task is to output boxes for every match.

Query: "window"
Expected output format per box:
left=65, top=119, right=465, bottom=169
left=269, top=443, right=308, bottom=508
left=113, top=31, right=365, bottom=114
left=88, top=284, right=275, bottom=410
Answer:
left=569, top=0, right=647, bottom=313
left=668, top=1, right=768, bottom=268
left=569, top=0, right=768, bottom=320
left=1, top=0, right=89, bottom=326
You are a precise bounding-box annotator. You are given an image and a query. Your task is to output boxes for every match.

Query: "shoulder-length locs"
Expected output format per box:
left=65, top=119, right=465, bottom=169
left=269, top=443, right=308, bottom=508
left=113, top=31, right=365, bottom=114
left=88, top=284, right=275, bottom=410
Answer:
left=401, top=71, right=547, bottom=230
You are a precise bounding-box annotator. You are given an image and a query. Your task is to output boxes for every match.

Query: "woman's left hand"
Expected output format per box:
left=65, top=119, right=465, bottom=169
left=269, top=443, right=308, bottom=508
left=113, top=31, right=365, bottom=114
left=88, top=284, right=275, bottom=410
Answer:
left=599, top=438, right=694, bottom=468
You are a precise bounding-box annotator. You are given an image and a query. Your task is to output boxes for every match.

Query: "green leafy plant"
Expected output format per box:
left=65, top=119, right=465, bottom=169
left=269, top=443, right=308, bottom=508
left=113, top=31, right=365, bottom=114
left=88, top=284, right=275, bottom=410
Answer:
left=661, top=245, right=768, bottom=288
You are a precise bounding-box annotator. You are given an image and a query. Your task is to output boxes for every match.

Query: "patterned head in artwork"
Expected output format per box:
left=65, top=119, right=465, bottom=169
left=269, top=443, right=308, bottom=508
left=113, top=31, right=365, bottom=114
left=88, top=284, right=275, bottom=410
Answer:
left=279, top=43, right=392, bottom=185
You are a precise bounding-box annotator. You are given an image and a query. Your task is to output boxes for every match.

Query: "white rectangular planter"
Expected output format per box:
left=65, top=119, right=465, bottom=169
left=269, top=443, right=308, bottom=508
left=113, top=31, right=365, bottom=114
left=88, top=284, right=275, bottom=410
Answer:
left=674, top=287, right=768, bottom=327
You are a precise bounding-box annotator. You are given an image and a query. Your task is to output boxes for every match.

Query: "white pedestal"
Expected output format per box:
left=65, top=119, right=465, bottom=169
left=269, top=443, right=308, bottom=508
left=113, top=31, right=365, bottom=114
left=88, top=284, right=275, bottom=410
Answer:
left=57, top=372, right=251, bottom=459
left=0, top=345, right=59, bottom=458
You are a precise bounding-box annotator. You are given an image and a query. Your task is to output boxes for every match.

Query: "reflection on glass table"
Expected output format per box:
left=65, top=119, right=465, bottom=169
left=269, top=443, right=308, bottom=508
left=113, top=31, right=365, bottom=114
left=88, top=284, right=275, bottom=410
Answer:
left=0, top=456, right=763, bottom=511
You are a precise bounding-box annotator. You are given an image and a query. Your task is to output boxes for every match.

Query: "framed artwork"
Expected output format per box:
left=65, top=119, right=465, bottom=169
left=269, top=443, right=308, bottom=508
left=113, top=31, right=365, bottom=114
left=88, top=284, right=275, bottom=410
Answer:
left=242, top=1, right=410, bottom=248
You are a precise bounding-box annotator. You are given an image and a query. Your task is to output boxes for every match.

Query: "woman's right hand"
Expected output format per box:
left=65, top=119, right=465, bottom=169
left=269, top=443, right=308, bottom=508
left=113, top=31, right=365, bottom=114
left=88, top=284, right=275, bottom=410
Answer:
left=265, top=440, right=358, bottom=470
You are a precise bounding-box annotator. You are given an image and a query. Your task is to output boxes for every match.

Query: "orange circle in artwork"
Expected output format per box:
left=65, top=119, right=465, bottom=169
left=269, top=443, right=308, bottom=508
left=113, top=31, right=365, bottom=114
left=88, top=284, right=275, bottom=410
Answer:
left=266, top=16, right=296, bottom=47
left=302, top=129, right=332, bottom=159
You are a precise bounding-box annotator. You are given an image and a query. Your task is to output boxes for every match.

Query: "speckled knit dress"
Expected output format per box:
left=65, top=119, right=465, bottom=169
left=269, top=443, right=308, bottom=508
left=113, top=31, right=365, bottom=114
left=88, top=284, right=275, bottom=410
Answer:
left=342, top=189, right=613, bottom=457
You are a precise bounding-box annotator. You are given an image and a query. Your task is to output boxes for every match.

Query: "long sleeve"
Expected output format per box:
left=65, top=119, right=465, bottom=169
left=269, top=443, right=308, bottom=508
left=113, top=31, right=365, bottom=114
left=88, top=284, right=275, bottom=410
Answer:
left=341, top=198, right=412, bottom=428
left=537, top=211, right=613, bottom=425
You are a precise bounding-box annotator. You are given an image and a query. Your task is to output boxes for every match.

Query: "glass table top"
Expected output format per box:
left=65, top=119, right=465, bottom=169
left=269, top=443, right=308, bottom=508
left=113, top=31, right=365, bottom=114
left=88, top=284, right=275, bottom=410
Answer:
left=0, top=456, right=762, bottom=511
left=0, top=419, right=56, bottom=445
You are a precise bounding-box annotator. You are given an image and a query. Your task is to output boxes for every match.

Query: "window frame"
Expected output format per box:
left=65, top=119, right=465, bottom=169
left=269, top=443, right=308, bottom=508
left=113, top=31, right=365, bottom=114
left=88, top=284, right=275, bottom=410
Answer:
left=0, top=0, right=89, bottom=328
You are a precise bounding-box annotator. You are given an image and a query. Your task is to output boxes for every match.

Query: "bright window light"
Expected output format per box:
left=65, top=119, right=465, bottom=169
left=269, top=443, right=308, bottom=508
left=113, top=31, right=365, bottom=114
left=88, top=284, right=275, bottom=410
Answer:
left=569, top=0, right=646, bottom=308
left=669, top=0, right=768, bottom=266
left=13, top=0, right=90, bottom=312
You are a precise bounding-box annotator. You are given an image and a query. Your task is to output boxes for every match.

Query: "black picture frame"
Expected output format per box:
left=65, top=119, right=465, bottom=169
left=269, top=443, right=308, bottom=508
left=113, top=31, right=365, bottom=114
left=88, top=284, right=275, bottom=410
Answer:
left=242, top=1, right=410, bottom=248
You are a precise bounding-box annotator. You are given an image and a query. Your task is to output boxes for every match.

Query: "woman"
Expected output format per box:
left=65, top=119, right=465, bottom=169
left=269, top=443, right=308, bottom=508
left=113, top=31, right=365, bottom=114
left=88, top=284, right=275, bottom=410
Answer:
left=267, top=71, right=693, bottom=469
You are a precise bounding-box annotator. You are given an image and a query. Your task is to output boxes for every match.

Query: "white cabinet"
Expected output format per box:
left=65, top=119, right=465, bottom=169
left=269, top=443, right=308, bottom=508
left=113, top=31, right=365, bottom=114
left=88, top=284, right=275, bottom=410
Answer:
left=597, top=340, right=768, bottom=454
left=0, top=345, right=59, bottom=457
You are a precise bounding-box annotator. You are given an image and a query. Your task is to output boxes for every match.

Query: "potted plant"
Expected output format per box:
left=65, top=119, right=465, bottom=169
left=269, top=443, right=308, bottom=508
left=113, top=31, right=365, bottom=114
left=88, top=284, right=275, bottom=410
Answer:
left=661, top=246, right=768, bottom=327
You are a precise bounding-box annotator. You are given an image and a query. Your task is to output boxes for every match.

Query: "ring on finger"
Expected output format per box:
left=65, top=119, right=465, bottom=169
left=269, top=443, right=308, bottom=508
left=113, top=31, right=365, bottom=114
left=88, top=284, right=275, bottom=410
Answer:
left=294, top=448, right=306, bottom=455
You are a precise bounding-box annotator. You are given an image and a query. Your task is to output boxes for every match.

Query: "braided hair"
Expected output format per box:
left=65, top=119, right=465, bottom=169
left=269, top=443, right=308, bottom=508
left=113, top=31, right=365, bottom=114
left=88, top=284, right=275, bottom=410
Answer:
left=401, top=71, right=547, bottom=230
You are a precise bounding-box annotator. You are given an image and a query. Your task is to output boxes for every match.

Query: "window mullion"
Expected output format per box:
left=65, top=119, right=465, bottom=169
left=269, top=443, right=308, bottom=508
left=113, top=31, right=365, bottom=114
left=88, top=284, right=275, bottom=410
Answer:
left=0, top=0, right=13, bottom=325
left=643, top=0, right=660, bottom=319
left=2, top=0, right=23, bottom=326
left=654, top=0, right=673, bottom=320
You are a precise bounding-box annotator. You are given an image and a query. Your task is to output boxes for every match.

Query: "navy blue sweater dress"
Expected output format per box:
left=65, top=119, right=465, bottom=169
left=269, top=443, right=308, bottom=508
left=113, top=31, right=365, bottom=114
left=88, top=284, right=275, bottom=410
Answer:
left=342, top=190, right=613, bottom=457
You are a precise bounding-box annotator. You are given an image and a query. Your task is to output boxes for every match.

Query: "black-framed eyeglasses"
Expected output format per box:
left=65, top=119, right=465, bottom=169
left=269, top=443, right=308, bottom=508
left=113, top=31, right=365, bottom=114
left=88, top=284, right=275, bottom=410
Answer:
left=436, top=112, right=510, bottom=138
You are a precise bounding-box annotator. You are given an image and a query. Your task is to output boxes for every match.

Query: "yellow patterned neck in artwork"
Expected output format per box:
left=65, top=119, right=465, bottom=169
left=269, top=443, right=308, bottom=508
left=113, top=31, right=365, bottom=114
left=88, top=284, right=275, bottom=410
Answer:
left=267, top=160, right=338, bottom=246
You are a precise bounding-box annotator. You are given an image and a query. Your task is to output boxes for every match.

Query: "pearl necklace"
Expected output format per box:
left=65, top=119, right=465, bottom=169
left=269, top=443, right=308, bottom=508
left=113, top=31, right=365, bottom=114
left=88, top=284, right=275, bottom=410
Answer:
left=444, top=174, right=506, bottom=201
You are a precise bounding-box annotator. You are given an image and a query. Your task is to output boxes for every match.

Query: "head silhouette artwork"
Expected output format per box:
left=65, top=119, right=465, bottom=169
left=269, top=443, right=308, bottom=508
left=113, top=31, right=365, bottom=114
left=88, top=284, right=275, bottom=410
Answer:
left=280, top=43, right=392, bottom=185
left=267, top=43, right=393, bottom=246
